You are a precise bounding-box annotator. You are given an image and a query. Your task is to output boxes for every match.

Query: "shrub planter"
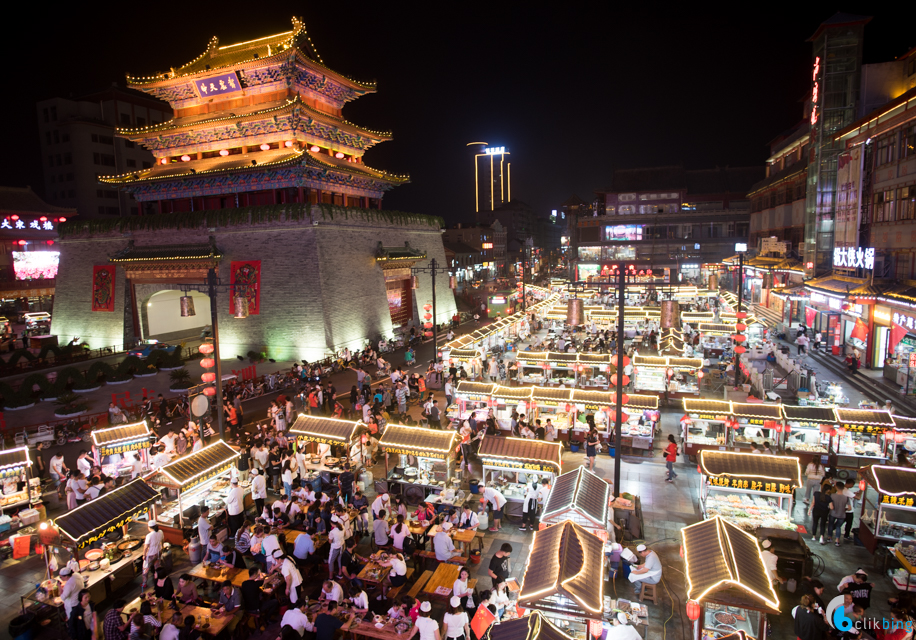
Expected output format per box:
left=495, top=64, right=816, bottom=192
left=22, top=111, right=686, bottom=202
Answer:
left=169, top=386, right=191, bottom=393
left=42, top=396, right=59, bottom=402
left=54, top=409, right=87, bottom=418
left=160, top=366, right=184, bottom=371
left=72, top=386, right=102, bottom=393
left=135, top=372, right=157, bottom=378
left=5, top=403, right=35, bottom=411
left=107, top=378, right=132, bottom=385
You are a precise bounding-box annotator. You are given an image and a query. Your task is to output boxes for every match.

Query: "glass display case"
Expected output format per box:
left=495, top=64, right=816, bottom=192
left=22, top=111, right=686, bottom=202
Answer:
left=701, top=603, right=761, bottom=640
left=634, top=366, right=666, bottom=392
left=683, top=418, right=729, bottom=456
left=857, top=465, right=916, bottom=553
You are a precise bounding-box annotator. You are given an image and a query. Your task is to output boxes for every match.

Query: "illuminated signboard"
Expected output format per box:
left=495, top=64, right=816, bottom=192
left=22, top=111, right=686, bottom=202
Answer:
left=604, top=225, right=644, bottom=242
left=484, top=147, right=506, bottom=155
left=811, top=56, right=821, bottom=125
left=1, top=217, right=56, bottom=231
left=834, top=246, right=875, bottom=269
left=490, top=296, right=507, bottom=304
left=194, top=72, right=243, bottom=98
left=12, top=252, right=59, bottom=280
left=709, top=476, right=795, bottom=493
left=482, top=243, right=494, bottom=249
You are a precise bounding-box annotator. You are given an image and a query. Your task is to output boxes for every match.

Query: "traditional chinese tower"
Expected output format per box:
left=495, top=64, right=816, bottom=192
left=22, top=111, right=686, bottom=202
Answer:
left=101, top=17, right=407, bottom=212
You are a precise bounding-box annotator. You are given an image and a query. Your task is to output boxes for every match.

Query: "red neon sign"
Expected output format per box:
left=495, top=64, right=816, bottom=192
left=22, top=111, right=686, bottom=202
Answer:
left=810, top=56, right=820, bottom=125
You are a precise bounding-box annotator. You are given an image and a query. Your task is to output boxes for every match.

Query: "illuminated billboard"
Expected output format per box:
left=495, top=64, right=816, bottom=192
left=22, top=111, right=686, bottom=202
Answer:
left=12, top=251, right=59, bottom=280
left=604, top=225, right=644, bottom=242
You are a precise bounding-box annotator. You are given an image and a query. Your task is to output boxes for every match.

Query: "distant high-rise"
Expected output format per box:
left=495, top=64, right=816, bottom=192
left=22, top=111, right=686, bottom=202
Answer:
left=468, top=142, right=510, bottom=213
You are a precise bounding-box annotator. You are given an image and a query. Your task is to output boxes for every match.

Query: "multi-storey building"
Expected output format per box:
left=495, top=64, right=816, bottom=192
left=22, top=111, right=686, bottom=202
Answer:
left=442, top=220, right=507, bottom=279
left=36, top=86, right=171, bottom=218
left=468, top=142, right=511, bottom=213
left=575, top=166, right=761, bottom=280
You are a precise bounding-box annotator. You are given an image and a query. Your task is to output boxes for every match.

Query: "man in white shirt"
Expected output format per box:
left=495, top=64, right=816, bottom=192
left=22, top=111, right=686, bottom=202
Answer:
left=160, top=612, right=182, bottom=640
left=261, top=530, right=282, bottom=568
left=274, top=550, right=304, bottom=603
left=483, top=485, right=507, bottom=532
left=49, top=453, right=68, bottom=489
left=293, top=532, right=316, bottom=562
left=76, top=450, right=92, bottom=477
left=280, top=601, right=314, bottom=636
left=151, top=446, right=171, bottom=471
left=59, top=568, right=85, bottom=619
left=250, top=468, right=267, bottom=516
left=197, top=507, right=212, bottom=546
left=126, top=452, right=143, bottom=479
left=225, top=477, right=245, bottom=535
left=158, top=430, right=178, bottom=455
left=537, top=478, right=551, bottom=508
left=371, top=492, right=390, bottom=518
left=606, top=612, right=642, bottom=640
left=320, top=579, right=344, bottom=603
left=328, top=520, right=346, bottom=578
left=434, top=522, right=462, bottom=561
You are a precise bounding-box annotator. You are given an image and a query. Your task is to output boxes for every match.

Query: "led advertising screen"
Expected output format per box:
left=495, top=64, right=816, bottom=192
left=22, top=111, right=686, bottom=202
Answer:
left=12, top=251, right=59, bottom=280
left=604, top=225, right=644, bottom=241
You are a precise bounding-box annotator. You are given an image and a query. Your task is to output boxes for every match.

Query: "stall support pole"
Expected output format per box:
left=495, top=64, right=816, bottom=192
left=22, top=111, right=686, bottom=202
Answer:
left=208, top=267, right=226, bottom=441
left=735, top=252, right=744, bottom=389
left=614, top=266, right=625, bottom=497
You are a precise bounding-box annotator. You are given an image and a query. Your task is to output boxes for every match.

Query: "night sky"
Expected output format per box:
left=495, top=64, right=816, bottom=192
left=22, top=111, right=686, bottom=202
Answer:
left=5, top=4, right=913, bottom=224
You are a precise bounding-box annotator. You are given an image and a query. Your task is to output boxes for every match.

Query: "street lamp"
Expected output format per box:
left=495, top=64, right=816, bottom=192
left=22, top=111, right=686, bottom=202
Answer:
left=733, top=243, right=748, bottom=389
left=178, top=267, right=254, bottom=440
left=411, top=259, right=443, bottom=357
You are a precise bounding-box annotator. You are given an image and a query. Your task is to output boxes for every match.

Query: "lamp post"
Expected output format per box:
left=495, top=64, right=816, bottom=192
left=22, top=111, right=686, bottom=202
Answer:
left=411, top=259, right=442, bottom=358
left=179, top=267, right=253, bottom=440
left=734, top=243, right=747, bottom=389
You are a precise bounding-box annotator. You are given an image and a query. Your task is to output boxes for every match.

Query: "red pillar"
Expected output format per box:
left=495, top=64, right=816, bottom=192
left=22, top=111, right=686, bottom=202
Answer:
left=297, top=187, right=304, bottom=203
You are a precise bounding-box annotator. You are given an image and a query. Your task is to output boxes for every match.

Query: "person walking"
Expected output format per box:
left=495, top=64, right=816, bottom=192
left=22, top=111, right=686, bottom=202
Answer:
left=828, top=485, right=850, bottom=546
left=803, top=457, right=825, bottom=504
left=664, top=434, right=679, bottom=482
left=585, top=426, right=600, bottom=471
left=796, top=333, right=809, bottom=355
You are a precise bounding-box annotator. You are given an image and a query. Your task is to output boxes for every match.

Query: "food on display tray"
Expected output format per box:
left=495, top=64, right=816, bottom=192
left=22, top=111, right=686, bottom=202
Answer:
left=786, top=442, right=828, bottom=453
left=704, top=494, right=795, bottom=532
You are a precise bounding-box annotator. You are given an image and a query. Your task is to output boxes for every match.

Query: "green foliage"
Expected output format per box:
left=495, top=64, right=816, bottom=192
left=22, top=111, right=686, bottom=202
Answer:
left=0, top=381, right=25, bottom=408
left=145, top=349, right=165, bottom=368
left=162, top=349, right=184, bottom=368
left=168, top=368, right=192, bottom=389
left=118, top=355, right=143, bottom=376
left=86, top=361, right=115, bottom=385
left=20, top=373, right=51, bottom=401
left=6, top=349, right=36, bottom=367
left=36, top=344, right=63, bottom=360
left=247, top=350, right=261, bottom=362
left=58, top=203, right=444, bottom=238
left=54, top=392, right=89, bottom=415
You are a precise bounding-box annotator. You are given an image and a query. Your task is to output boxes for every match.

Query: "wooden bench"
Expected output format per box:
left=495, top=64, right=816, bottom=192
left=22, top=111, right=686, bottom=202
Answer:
left=416, top=550, right=469, bottom=569
left=386, top=567, right=417, bottom=600
left=406, top=570, right=433, bottom=599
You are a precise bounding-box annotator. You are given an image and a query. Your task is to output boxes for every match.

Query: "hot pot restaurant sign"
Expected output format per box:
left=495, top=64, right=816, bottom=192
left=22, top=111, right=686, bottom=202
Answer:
left=229, top=261, right=261, bottom=315
left=99, top=439, right=151, bottom=457
left=382, top=446, right=447, bottom=460
left=194, top=72, right=243, bottom=98
left=481, top=457, right=557, bottom=473
left=708, top=476, right=795, bottom=493
left=0, top=465, right=25, bottom=479
left=296, top=434, right=346, bottom=446
left=91, top=265, right=116, bottom=312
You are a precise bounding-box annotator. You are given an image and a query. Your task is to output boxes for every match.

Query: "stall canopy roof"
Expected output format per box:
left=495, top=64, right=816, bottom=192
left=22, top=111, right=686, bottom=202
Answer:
left=865, top=465, right=916, bottom=496
left=518, top=519, right=605, bottom=617
left=156, top=440, right=239, bottom=485
left=378, top=424, right=457, bottom=456
left=449, top=348, right=481, bottom=360
left=699, top=450, right=802, bottom=487
left=682, top=515, right=780, bottom=612
left=698, top=323, right=735, bottom=334
left=0, top=446, right=30, bottom=471
left=492, top=386, right=534, bottom=400
left=455, top=382, right=496, bottom=397
left=633, top=355, right=668, bottom=367
left=782, top=405, right=838, bottom=424
left=541, top=466, right=609, bottom=527
left=478, top=436, right=562, bottom=472
left=731, top=402, right=782, bottom=420
left=484, top=611, right=573, bottom=640
left=570, top=390, right=658, bottom=410
left=54, top=478, right=160, bottom=548
left=834, top=408, right=894, bottom=427
left=531, top=387, right=573, bottom=403
left=289, top=415, right=361, bottom=443
left=91, top=420, right=153, bottom=447
left=892, top=415, right=916, bottom=432
left=684, top=399, right=733, bottom=415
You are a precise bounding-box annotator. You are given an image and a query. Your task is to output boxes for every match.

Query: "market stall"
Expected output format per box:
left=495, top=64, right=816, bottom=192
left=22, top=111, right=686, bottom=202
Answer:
left=666, top=357, right=704, bottom=396
left=478, top=436, right=562, bottom=521
left=831, top=408, right=894, bottom=470
left=730, top=403, right=784, bottom=452
left=781, top=405, right=835, bottom=458
left=697, top=323, right=734, bottom=359
left=540, top=466, right=612, bottom=537
left=492, top=385, right=538, bottom=430
left=48, top=478, right=161, bottom=605
left=632, top=355, right=669, bottom=393
left=858, top=464, right=916, bottom=555
left=571, top=389, right=659, bottom=453
left=681, top=515, right=781, bottom=639
left=682, top=399, right=733, bottom=457
left=90, top=420, right=154, bottom=480
left=0, top=446, right=36, bottom=514
left=289, top=415, right=367, bottom=479
left=146, top=440, right=243, bottom=545
left=890, top=415, right=916, bottom=464
left=377, top=424, right=458, bottom=505
left=450, top=381, right=496, bottom=425
left=699, top=450, right=801, bottom=532
left=517, top=519, right=606, bottom=637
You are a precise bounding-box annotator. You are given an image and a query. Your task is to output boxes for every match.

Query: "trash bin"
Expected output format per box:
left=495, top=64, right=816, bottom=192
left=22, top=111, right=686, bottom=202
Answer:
left=469, top=478, right=479, bottom=494
left=9, top=612, right=35, bottom=640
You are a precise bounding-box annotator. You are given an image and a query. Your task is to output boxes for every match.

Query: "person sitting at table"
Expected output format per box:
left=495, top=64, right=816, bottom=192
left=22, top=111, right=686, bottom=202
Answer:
left=452, top=567, right=475, bottom=610
left=378, top=552, right=408, bottom=600
left=373, top=509, right=391, bottom=548
left=292, top=531, right=317, bottom=569
left=316, top=601, right=356, bottom=640
left=219, top=543, right=248, bottom=569
left=627, top=544, right=663, bottom=595
left=179, top=614, right=200, bottom=640
left=606, top=612, right=642, bottom=639
left=414, top=501, right=436, bottom=523
left=388, top=597, right=412, bottom=621
left=371, top=492, right=391, bottom=518
left=349, top=579, right=370, bottom=614
left=272, top=506, right=291, bottom=530
left=320, top=579, right=345, bottom=603
left=127, top=612, right=150, bottom=640
left=205, top=533, right=222, bottom=563
left=153, top=567, right=175, bottom=599
left=392, top=496, right=409, bottom=520
left=434, top=522, right=462, bottom=561
left=352, top=489, right=370, bottom=535
left=241, top=566, right=281, bottom=624
left=176, top=574, right=201, bottom=605
left=217, top=579, right=242, bottom=614
left=279, top=600, right=314, bottom=637
left=132, top=601, right=162, bottom=635
left=458, top=503, right=479, bottom=531
left=390, top=515, right=410, bottom=551
left=341, top=537, right=368, bottom=581
left=159, top=611, right=182, bottom=640
left=235, top=520, right=253, bottom=555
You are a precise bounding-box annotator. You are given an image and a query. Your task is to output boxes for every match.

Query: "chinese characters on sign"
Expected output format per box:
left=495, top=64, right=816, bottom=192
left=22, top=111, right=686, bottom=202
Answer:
left=1, top=218, right=54, bottom=231
left=98, top=440, right=151, bottom=457
left=840, top=423, right=886, bottom=434
left=480, top=458, right=557, bottom=473
left=381, top=447, right=446, bottom=460
left=833, top=246, right=875, bottom=270
left=181, top=462, right=235, bottom=491
left=194, top=72, right=243, bottom=98
left=811, top=56, right=821, bottom=125
left=0, top=465, right=24, bottom=479
left=295, top=435, right=347, bottom=446
left=708, top=476, right=795, bottom=493
left=893, top=312, right=916, bottom=331
left=882, top=495, right=916, bottom=506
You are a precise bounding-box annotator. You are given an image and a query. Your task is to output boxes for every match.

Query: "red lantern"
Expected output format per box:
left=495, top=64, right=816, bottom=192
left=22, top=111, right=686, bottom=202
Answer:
left=735, top=312, right=747, bottom=319
left=679, top=545, right=684, bottom=558
left=199, top=358, right=215, bottom=369
left=686, top=600, right=702, bottom=622
left=732, top=334, right=747, bottom=343
left=423, top=313, right=432, bottom=320
left=896, top=432, right=909, bottom=443
left=697, top=371, right=704, bottom=379
left=203, top=387, right=217, bottom=396
left=621, top=394, right=630, bottom=405
left=423, top=303, right=433, bottom=311
left=611, top=355, right=630, bottom=367
left=198, top=343, right=214, bottom=355
left=621, top=412, right=629, bottom=422
left=423, top=322, right=433, bottom=329
left=783, top=424, right=791, bottom=434
left=424, top=331, right=433, bottom=338
left=201, top=372, right=216, bottom=383
left=734, top=345, right=746, bottom=354
left=775, top=424, right=783, bottom=433
left=666, top=368, right=674, bottom=378
left=859, top=478, right=866, bottom=492
left=735, top=323, right=747, bottom=331
left=837, top=427, right=847, bottom=436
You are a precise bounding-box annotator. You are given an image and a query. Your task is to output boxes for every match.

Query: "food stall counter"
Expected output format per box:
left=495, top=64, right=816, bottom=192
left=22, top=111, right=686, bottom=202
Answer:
left=699, top=450, right=802, bottom=532
left=478, top=436, right=562, bottom=520
left=289, top=414, right=368, bottom=481
left=857, top=464, right=916, bottom=554
left=0, top=447, right=34, bottom=513
left=682, top=399, right=733, bottom=457
left=731, top=402, right=783, bottom=451
left=681, top=516, right=780, bottom=639
left=91, top=420, right=155, bottom=480
left=832, top=408, right=894, bottom=470
left=781, top=405, right=836, bottom=457
left=378, top=424, right=458, bottom=505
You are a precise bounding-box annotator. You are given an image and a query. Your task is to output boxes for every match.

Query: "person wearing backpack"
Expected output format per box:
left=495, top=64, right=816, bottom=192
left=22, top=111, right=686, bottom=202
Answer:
left=664, top=434, right=679, bottom=483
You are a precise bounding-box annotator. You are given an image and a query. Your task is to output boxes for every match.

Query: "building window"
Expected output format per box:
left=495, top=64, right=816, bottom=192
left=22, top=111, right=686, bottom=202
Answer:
left=104, top=190, right=118, bottom=199
left=53, top=130, right=59, bottom=144
left=96, top=189, right=104, bottom=198
left=897, top=253, right=913, bottom=281
left=67, top=189, right=75, bottom=197
left=136, top=117, right=146, bottom=127
left=903, top=125, right=916, bottom=159
left=50, top=106, right=57, bottom=120
left=618, top=193, right=637, bottom=202
left=50, top=175, right=56, bottom=184
left=63, top=153, right=72, bottom=165
left=55, top=154, right=62, bottom=166
left=124, top=140, right=135, bottom=149
left=45, top=131, right=51, bottom=145
left=874, top=190, right=897, bottom=222
left=42, top=108, right=49, bottom=123
left=91, top=134, right=114, bottom=145
left=119, top=113, right=131, bottom=126
left=106, top=206, right=119, bottom=215
left=126, top=159, right=136, bottom=167
left=142, top=161, right=151, bottom=169
left=66, top=172, right=73, bottom=181
left=98, top=205, right=106, bottom=215
left=92, top=153, right=116, bottom=166
left=876, top=134, right=896, bottom=166
left=899, top=187, right=915, bottom=221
